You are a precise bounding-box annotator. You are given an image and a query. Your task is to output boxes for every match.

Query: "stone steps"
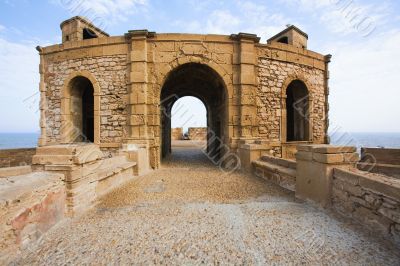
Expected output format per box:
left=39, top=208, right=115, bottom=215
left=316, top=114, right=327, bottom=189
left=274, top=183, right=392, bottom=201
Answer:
left=252, top=155, right=297, bottom=191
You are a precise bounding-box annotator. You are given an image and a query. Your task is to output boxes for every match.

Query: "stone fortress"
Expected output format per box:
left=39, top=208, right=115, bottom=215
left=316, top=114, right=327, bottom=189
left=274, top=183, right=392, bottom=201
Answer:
left=1, top=16, right=399, bottom=261
left=37, top=16, right=329, bottom=168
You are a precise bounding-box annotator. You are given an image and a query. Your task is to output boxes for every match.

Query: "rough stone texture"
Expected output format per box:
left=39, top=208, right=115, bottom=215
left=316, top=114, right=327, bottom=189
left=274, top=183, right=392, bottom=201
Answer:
left=32, top=144, right=137, bottom=216
left=0, top=148, right=36, bottom=168
left=38, top=16, right=329, bottom=168
left=257, top=58, right=326, bottom=143
left=332, top=168, right=400, bottom=245
left=188, top=127, right=207, bottom=141
left=253, top=155, right=297, bottom=191
left=295, top=144, right=359, bottom=207
left=4, top=147, right=399, bottom=265
left=171, top=128, right=183, bottom=140
left=0, top=172, right=65, bottom=258
left=45, top=55, right=128, bottom=153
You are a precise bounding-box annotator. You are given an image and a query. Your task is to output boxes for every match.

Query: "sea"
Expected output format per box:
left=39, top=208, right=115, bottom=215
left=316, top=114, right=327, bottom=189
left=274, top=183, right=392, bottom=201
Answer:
left=0, top=132, right=399, bottom=150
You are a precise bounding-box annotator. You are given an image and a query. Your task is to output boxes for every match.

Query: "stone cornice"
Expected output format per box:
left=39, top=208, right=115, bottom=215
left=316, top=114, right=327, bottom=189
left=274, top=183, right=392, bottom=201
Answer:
left=230, top=33, right=261, bottom=43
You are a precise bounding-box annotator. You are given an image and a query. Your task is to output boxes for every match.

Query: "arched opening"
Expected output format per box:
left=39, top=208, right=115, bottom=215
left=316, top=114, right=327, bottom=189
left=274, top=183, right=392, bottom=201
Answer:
left=160, top=63, right=227, bottom=162
left=69, top=76, right=94, bottom=142
left=83, top=28, right=98, bottom=40
left=277, top=36, right=289, bottom=44
left=171, top=96, right=207, bottom=144
left=286, top=80, right=309, bottom=142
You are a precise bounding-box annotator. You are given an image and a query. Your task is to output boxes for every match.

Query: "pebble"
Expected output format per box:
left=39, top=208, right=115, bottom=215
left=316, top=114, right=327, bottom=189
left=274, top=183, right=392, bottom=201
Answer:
left=4, top=146, right=400, bottom=265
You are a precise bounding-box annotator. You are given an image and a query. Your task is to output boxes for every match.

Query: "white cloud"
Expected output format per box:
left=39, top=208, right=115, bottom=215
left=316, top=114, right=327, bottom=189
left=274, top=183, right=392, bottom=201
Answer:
left=171, top=10, right=241, bottom=35
left=51, top=0, right=148, bottom=28
left=205, top=10, right=241, bottom=34
left=281, top=0, right=391, bottom=37
left=0, top=37, right=40, bottom=132
left=327, top=29, right=400, bottom=132
left=235, top=0, right=298, bottom=41
left=171, top=1, right=293, bottom=42
left=0, top=25, right=5, bottom=32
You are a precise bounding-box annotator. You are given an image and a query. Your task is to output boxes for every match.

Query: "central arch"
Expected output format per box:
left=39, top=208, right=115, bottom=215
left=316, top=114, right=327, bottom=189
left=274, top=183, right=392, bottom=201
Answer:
left=160, top=63, right=228, bottom=161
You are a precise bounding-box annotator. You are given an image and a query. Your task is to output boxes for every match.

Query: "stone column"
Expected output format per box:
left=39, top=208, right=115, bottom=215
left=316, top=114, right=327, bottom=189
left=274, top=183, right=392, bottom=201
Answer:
left=231, top=33, right=260, bottom=142
left=323, top=54, right=332, bottom=144
left=36, top=46, right=47, bottom=147
left=295, top=144, right=359, bottom=207
left=124, top=30, right=155, bottom=169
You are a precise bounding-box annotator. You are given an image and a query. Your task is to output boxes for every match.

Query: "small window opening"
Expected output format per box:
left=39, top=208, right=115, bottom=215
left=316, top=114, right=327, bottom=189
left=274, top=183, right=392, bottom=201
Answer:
left=277, top=36, right=289, bottom=44
left=83, top=28, right=98, bottom=40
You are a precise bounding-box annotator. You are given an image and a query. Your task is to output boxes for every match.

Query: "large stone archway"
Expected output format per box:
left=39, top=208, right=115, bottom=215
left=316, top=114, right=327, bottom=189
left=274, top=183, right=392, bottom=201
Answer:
left=160, top=63, right=228, bottom=160
left=38, top=18, right=331, bottom=169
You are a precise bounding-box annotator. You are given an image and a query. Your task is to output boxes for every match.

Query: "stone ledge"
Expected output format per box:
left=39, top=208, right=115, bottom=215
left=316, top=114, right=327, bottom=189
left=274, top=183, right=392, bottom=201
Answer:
left=0, top=166, right=32, bottom=178
left=334, top=168, right=400, bottom=203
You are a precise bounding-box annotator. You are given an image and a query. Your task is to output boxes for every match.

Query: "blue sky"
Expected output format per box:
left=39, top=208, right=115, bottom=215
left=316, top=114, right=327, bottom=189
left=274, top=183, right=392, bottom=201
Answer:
left=0, top=0, right=399, bottom=133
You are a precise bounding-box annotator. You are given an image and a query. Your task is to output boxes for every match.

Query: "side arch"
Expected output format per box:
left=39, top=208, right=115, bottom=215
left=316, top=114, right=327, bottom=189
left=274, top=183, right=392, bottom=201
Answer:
left=281, top=74, right=313, bottom=143
left=61, top=70, right=101, bottom=144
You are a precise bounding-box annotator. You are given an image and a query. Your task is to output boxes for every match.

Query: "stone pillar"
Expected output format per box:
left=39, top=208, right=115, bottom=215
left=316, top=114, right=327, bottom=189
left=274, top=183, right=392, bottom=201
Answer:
left=323, top=54, right=332, bottom=144
left=125, top=30, right=155, bottom=169
left=238, top=142, right=271, bottom=172
left=295, top=144, right=359, bottom=207
left=36, top=46, right=47, bottom=147
left=231, top=33, right=260, bottom=141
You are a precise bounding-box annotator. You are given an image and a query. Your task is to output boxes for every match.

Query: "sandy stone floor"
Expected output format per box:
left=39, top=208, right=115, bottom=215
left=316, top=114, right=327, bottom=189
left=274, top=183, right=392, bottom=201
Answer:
left=7, top=145, right=400, bottom=265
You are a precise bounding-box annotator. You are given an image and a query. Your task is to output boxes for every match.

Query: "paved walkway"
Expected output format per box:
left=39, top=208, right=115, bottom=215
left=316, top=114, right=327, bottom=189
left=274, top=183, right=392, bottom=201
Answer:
left=9, top=145, right=400, bottom=265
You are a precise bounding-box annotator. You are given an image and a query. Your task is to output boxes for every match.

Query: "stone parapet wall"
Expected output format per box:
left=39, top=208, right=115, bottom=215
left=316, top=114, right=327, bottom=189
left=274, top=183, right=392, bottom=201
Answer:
left=332, top=168, right=400, bottom=245
left=359, top=148, right=400, bottom=178
left=188, top=127, right=207, bottom=141
left=0, top=148, right=36, bottom=168
left=361, top=147, right=400, bottom=165
left=171, top=128, right=183, bottom=140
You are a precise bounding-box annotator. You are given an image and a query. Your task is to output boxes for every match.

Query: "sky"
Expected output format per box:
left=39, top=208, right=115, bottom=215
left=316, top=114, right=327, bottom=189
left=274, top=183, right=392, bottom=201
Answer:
left=0, top=0, right=399, bottom=133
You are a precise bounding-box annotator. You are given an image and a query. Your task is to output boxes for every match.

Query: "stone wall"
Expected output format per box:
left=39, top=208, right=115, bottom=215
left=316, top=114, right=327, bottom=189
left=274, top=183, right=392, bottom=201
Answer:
left=359, top=148, right=400, bottom=178
left=0, top=172, right=65, bottom=258
left=332, top=168, right=400, bottom=245
left=171, top=128, right=183, bottom=140
left=0, top=148, right=36, bottom=168
left=257, top=57, right=326, bottom=147
left=188, top=127, right=207, bottom=141
left=45, top=55, right=128, bottom=152
left=39, top=18, right=330, bottom=167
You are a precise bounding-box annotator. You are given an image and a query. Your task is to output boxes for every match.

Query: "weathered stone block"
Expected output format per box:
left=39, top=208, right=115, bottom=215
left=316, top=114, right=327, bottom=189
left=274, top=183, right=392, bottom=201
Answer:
left=313, top=153, right=344, bottom=164
left=313, top=145, right=356, bottom=154
left=295, top=151, right=313, bottom=161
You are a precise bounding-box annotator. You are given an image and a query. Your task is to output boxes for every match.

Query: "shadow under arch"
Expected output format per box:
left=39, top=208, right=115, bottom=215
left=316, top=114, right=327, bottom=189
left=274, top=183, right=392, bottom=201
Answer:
left=284, top=79, right=311, bottom=142
left=160, top=63, right=228, bottom=161
left=61, top=71, right=101, bottom=144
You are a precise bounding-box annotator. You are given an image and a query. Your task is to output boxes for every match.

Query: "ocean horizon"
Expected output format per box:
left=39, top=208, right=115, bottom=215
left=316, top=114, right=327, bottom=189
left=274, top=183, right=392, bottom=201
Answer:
left=0, top=132, right=399, bottom=150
